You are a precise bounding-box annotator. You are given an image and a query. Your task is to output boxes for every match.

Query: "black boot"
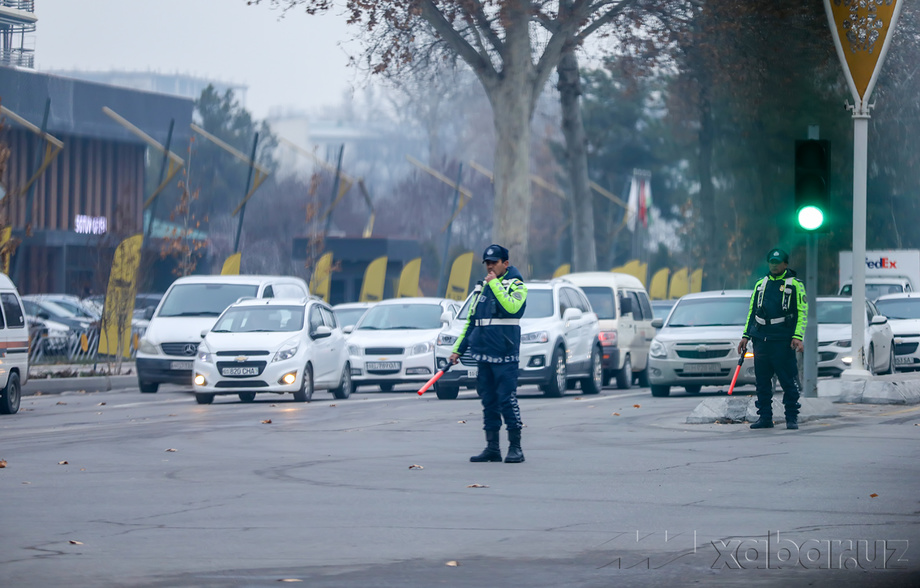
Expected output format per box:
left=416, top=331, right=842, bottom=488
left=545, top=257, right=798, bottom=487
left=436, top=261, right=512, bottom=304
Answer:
left=786, top=416, right=799, bottom=430
left=751, top=397, right=774, bottom=429
left=504, top=429, right=525, bottom=463
left=470, top=430, right=502, bottom=462
left=750, top=417, right=774, bottom=429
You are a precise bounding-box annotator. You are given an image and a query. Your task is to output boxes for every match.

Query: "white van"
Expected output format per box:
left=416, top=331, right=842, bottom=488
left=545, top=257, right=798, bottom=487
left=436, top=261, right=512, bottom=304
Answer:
left=135, top=275, right=309, bottom=393
left=562, top=272, right=656, bottom=388
left=0, top=273, right=29, bottom=414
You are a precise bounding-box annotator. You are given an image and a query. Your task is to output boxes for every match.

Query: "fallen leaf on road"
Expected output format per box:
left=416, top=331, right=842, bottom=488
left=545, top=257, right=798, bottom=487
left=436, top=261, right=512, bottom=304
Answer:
left=870, top=493, right=879, bottom=498
left=458, top=420, right=466, bottom=424
left=278, top=580, right=303, bottom=583
left=633, top=404, right=641, bottom=408
left=168, top=414, right=177, bottom=417
left=98, top=402, right=106, bottom=406
left=409, top=464, right=424, bottom=469
left=467, top=484, right=489, bottom=488
left=261, top=419, right=272, bottom=424
left=0, top=459, right=7, bottom=468
left=165, top=448, right=177, bottom=453
left=69, top=540, right=83, bottom=545
left=329, top=404, right=336, bottom=407
left=58, top=461, right=68, bottom=465
left=34, top=391, right=42, bottom=396
left=445, top=561, right=459, bottom=567
left=56, top=401, right=67, bottom=405
left=612, top=413, right=620, bottom=416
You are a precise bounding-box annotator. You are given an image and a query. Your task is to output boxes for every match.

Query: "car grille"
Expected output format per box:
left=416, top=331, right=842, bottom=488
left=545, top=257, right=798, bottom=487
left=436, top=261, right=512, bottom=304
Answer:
left=675, top=367, right=731, bottom=377
left=819, top=351, right=837, bottom=362
left=895, top=342, right=918, bottom=355
left=216, top=350, right=270, bottom=356
left=215, top=360, right=267, bottom=377
left=215, top=380, right=269, bottom=388
left=364, top=347, right=404, bottom=355
left=161, top=342, right=200, bottom=356
left=675, top=348, right=730, bottom=359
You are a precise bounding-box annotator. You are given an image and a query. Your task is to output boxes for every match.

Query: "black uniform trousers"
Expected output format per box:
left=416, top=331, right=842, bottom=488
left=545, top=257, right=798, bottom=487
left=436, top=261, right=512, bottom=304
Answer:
left=751, top=338, right=801, bottom=419
left=477, top=361, right=523, bottom=431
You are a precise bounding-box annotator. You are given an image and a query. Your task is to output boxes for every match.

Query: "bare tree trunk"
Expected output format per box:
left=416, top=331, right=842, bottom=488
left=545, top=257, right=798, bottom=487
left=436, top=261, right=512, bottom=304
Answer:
left=697, top=83, right=716, bottom=289
left=557, top=44, right=597, bottom=272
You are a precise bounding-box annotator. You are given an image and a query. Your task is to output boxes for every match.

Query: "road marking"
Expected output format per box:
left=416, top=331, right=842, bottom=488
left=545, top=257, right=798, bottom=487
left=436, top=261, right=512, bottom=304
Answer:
left=878, top=405, right=920, bottom=416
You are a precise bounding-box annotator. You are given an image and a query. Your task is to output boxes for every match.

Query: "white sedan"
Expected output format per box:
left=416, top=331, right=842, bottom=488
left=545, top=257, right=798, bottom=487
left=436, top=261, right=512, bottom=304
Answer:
left=874, top=293, right=920, bottom=372
left=347, top=297, right=458, bottom=393
left=816, top=296, right=894, bottom=377
left=193, top=297, right=352, bottom=404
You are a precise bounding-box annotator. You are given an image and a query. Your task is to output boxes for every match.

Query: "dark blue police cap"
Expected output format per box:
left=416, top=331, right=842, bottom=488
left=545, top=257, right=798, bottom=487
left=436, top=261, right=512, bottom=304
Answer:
left=482, top=244, right=509, bottom=263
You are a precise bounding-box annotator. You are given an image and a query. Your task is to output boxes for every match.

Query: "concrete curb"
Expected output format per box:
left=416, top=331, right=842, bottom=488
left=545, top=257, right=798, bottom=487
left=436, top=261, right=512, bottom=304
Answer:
left=686, top=397, right=839, bottom=424
left=818, top=374, right=920, bottom=405
left=23, top=375, right=137, bottom=396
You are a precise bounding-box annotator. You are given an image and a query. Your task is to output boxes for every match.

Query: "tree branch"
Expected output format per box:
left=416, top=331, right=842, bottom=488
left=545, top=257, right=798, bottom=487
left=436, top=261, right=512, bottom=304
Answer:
left=418, top=0, right=498, bottom=82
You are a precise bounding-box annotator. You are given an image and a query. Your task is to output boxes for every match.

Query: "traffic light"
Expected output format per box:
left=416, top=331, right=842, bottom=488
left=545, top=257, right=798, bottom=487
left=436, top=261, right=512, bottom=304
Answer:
left=794, top=139, right=830, bottom=231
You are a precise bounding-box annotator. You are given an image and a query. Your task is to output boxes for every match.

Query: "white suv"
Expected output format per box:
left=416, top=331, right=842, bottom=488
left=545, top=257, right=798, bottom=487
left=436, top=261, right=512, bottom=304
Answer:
left=433, top=279, right=603, bottom=399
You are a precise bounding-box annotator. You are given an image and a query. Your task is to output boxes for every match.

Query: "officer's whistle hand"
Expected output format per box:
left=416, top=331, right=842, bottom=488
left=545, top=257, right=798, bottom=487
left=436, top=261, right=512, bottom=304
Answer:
left=791, top=339, right=804, bottom=352
left=448, top=353, right=460, bottom=365
left=484, top=270, right=497, bottom=284
left=737, top=337, right=749, bottom=355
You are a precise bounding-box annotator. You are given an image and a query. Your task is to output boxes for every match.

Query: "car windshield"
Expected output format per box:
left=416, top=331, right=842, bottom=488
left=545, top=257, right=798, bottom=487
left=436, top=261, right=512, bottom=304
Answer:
left=666, top=297, right=750, bottom=327
left=158, top=284, right=259, bottom=317
left=579, top=287, right=615, bottom=319
left=816, top=300, right=852, bottom=324
left=875, top=298, right=920, bottom=319
left=212, top=306, right=304, bottom=333
left=841, top=283, right=904, bottom=299
left=335, top=307, right=369, bottom=328
left=31, top=299, right=79, bottom=319
left=357, top=303, right=445, bottom=330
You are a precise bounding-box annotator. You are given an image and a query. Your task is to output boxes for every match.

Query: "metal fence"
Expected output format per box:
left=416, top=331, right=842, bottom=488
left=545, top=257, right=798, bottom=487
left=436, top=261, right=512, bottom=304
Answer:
left=29, top=326, right=142, bottom=365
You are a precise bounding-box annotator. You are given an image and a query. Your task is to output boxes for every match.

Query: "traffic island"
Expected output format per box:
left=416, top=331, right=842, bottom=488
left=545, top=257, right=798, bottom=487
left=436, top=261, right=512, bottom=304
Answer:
left=817, top=373, right=920, bottom=405
left=686, top=396, right=839, bottom=424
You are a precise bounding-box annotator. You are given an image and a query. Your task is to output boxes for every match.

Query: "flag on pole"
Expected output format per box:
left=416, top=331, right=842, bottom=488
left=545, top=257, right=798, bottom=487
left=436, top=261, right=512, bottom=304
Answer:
left=626, top=175, right=639, bottom=232
left=638, top=177, right=652, bottom=228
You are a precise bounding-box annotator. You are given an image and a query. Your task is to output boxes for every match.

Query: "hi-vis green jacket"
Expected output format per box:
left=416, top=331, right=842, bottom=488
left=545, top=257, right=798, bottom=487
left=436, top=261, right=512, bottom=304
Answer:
left=743, top=268, right=807, bottom=341
left=452, top=265, right=527, bottom=364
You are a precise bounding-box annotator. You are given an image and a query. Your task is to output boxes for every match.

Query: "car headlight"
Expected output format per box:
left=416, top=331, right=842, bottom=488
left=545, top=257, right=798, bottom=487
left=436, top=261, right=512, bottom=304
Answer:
left=273, top=339, right=300, bottom=362
left=649, top=339, right=667, bottom=359
left=437, top=333, right=457, bottom=346
left=197, top=343, right=213, bottom=364
left=521, top=331, right=549, bottom=344
left=408, top=341, right=434, bottom=356
left=835, top=339, right=851, bottom=348
left=138, top=338, right=159, bottom=355
left=347, top=344, right=361, bottom=357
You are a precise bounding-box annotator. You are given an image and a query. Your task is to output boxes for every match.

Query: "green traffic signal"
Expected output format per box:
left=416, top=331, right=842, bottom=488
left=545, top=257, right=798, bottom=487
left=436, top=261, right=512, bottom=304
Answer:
left=794, top=139, right=830, bottom=231
left=797, top=205, right=824, bottom=230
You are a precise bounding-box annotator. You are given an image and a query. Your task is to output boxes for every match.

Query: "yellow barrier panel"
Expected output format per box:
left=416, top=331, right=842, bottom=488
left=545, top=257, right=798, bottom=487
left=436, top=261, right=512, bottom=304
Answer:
left=649, top=268, right=670, bottom=300
left=690, top=268, right=703, bottom=293
left=221, top=252, right=241, bottom=275
left=612, top=259, right=647, bottom=286
left=310, top=252, right=333, bottom=302
left=0, top=227, right=11, bottom=275
left=445, top=252, right=474, bottom=301
left=397, top=258, right=421, bottom=297
left=669, top=268, right=690, bottom=299
left=98, top=234, right=142, bottom=358
left=359, top=256, right=388, bottom=302
left=552, top=263, right=570, bottom=278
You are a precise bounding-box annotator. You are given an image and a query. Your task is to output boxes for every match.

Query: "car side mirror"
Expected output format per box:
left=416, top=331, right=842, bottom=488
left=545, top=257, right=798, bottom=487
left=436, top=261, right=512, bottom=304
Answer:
left=144, top=307, right=155, bottom=320
left=200, top=329, right=209, bottom=339
left=871, top=314, right=887, bottom=325
left=313, top=324, right=333, bottom=339
left=651, top=317, right=664, bottom=328
left=562, top=307, right=583, bottom=321
left=440, top=311, right=452, bottom=325
left=343, top=325, right=354, bottom=334
left=38, top=312, right=50, bottom=320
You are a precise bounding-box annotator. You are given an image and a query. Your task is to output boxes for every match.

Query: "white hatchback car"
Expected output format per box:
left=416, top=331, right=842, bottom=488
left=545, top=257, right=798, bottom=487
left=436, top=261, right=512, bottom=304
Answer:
left=816, top=296, right=894, bottom=377
left=193, top=297, right=351, bottom=404
left=346, top=297, right=459, bottom=393
left=874, top=293, right=920, bottom=371
left=433, top=279, right=603, bottom=399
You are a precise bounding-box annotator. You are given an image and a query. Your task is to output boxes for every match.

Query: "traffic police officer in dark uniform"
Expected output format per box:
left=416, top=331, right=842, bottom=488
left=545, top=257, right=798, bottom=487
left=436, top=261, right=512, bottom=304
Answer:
left=449, top=244, right=528, bottom=462
left=738, top=248, right=807, bottom=430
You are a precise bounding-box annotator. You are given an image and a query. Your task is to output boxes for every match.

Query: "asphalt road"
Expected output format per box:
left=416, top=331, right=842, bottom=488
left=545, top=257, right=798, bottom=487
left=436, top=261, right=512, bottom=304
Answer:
left=2, top=381, right=919, bottom=588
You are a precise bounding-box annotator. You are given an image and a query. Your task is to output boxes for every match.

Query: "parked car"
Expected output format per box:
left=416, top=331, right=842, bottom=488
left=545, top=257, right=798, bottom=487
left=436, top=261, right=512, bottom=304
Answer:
left=193, top=297, right=351, bottom=405
left=333, top=301, right=376, bottom=330
left=646, top=290, right=756, bottom=397
left=562, top=272, right=656, bottom=388
left=816, top=296, right=894, bottom=377
left=0, top=273, right=29, bottom=415
left=874, top=293, right=920, bottom=371
left=433, top=279, right=603, bottom=399
left=650, top=299, right=678, bottom=321
left=347, top=297, right=459, bottom=393
left=27, top=294, right=100, bottom=321
left=136, top=275, right=310, bottom=393
left=21, top=296, right=95, bottom=332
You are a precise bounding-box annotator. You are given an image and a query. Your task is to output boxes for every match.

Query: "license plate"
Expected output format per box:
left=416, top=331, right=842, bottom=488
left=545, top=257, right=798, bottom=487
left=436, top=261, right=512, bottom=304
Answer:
left=221, top=366, right=259, bottom=376
left=170, top=361, right=193, bottom=370
left=367, top=361, right=401, bottom=370
left=895, top=356, right=913, bottom=365
left=683, top=362, right=719, bottom=373
left=467, top=367, right=478, bottom=379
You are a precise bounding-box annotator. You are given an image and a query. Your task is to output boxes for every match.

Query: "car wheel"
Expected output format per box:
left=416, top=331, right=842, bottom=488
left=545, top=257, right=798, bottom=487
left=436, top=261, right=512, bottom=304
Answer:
left=883, top=346, right=895, bottom=375
left=435, top=382, right=460, bottom=400
left=293, top=364, right=313, bottom=402
left=195, top=393, right=215, bottom=405
left=684, top=384, right=702, bottom=394
left=0, top=372, right=21, bottom=415
left=238, top=392, right=256, bottom=403
left=380, top=383, right=394, bottom=393
left=868, top=346, right=876, bottom=376
left=635, top=368, right=650, bottom=388
left=580, top=345, right=603, bottom=395
left=650, top=385, right=670, bottom=397
left=139, top=381, right=159, bottom=394
left=615, top=356, right=633, bottom=390
left=541, top=346, right=566, bottom=397
left=332, top=364, right=352, bottom=399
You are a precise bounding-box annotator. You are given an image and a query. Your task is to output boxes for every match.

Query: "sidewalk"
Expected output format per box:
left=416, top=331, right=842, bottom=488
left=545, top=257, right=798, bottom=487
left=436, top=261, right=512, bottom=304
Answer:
left=24, top=361, right=138, bottom=396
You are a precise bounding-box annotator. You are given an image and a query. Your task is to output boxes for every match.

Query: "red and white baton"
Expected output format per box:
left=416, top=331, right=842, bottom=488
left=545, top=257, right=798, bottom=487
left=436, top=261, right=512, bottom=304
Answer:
left=417, top=363, right=452, bottom=396
left=727, top=353, right=747, bottom=395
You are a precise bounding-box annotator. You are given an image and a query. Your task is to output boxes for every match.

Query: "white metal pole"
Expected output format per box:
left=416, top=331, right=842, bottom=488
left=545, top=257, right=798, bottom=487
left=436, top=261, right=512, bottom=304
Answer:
left=843, top=111, right=871, bottom=377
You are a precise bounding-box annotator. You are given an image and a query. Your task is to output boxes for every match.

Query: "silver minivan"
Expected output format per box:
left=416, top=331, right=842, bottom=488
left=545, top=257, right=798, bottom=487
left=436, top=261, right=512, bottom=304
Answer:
left=563, top=272, right=656, bottom=388
left=0, top=273, right=29, bottom=414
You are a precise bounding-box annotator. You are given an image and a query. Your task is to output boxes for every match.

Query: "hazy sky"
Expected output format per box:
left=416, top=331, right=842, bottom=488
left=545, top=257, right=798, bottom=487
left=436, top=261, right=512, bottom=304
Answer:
left=34, top=0, right=359, bottom=119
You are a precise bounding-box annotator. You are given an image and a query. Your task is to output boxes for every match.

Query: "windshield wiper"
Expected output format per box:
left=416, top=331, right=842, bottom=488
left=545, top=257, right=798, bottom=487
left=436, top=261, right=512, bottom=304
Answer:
left=161, top=311, right=221, bottom=317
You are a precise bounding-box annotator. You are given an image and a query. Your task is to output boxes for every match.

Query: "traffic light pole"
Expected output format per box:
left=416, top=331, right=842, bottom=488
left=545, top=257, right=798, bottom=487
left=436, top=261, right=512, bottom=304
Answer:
left=802, top=125, right=819, bottom=397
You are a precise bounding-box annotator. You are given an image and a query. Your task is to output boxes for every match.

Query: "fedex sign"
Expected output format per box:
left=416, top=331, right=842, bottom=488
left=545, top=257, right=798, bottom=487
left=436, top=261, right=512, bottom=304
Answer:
left=838, top=249, right=920, bottom=292
left=865, top=256, right=897, bottom=270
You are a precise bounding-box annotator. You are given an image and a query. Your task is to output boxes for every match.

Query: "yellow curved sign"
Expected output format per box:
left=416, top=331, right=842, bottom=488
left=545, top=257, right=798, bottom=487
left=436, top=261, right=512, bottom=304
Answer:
left=359, top=256, right=388, bottom=302
left=310, top=252, right=333, bottom=302
left=396, top=257, right=421, bottom=297
left=221, top=252, right=241, bottom=275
